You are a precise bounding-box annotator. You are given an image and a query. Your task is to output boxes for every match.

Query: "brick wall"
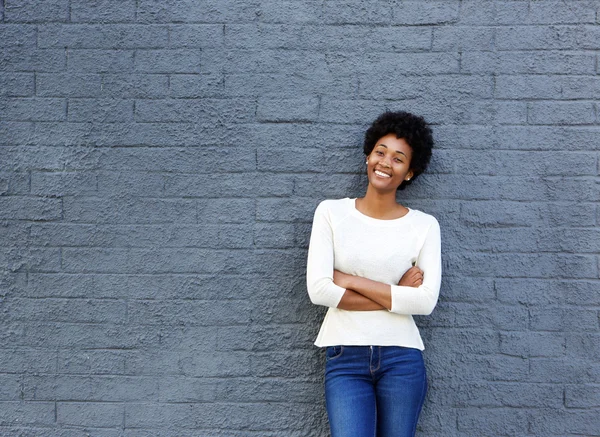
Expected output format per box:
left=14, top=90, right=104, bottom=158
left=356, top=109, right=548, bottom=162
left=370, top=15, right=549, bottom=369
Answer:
left=1, top=1, right=599, bottom=435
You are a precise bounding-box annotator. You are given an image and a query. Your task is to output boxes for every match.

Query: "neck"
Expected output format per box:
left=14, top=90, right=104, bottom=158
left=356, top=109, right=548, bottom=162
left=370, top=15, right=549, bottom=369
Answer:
left=358, top=185, right=403, bottom=218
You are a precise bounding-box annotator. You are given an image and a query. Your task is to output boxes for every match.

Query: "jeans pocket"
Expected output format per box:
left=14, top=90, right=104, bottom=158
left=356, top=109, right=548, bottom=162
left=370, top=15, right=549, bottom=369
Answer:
left=325, top=345, right=344, bottom=361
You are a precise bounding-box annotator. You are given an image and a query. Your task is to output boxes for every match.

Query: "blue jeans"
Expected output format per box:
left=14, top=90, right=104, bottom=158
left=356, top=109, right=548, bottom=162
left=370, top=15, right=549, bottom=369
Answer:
left=325, top=346, right=427, bottom=437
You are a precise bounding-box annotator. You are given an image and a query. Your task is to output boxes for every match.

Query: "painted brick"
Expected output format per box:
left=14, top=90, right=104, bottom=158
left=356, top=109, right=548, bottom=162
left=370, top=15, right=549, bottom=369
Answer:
left=70, top=0, right=136, bottom=23
left=67, top=49, right=135, bottom=73
left=38, top=24, right=169, bottom=49
left=0, top=73, right=35, bottom=97
left=1, top=1, right=600, bottom=435
left=4, top=0, right=69, bottom=22
left=57, top=402, right=123, bottom=427
left=134, top=49, right=202, bottom=73
left=0, top=98, right=66, bottom=121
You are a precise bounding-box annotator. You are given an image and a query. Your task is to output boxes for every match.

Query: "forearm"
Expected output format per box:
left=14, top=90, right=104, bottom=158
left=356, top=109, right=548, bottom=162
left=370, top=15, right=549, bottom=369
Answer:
left=346, top=276, right=392, bottom=310
left=337, top=289, right=387, bottom=311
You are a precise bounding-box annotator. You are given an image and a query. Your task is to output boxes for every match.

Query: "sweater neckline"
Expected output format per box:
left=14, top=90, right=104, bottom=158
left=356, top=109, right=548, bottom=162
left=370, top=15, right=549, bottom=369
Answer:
left=348, top=198, right=414, bottom=224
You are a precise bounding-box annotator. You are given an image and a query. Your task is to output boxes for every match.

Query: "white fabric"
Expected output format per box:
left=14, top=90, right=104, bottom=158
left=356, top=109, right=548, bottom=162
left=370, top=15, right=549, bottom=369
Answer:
left=306, top=198, right=442, bottom=349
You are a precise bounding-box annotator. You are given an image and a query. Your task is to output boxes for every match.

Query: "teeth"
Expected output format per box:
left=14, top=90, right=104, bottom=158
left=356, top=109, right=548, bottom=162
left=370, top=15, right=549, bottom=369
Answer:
left=375, top=170, right=391, bottom=178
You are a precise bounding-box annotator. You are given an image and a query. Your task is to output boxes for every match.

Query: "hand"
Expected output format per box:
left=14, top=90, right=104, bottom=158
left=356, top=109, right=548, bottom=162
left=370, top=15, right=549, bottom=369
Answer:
left=399, top=266, right=423, bottom=288
left=333, top=270, right=353, bottom=289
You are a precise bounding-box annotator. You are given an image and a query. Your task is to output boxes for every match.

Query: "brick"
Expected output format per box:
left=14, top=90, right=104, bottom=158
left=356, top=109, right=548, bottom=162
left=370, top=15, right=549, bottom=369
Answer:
left=529, top=101, right=596, bottom=125
left=256, top=198, right=319, bottom=222
left=198, top=198, right=255, bottom=223
left=134, top=49, right=201, bottom=73
left=566, top=333, right=600, bottom=359
left=326, top=52, right=460, bottom=77
left=0, top=171, right=29, bottom=194
left=58, top=349, right=127, bottom=375
left=225, top=72, right=357, bottom=98
left=97, top=171, right=164, bottom=196
left=257, top=97, right=319, bottom=122
left=38, top=24, right=168, bottom=49
left=31, top=171, right=97, bottom=196
left=202, top=48, right=329, bottom=75
left=0, top=348, right=57, bottom=373
left=24, top=375, right=158, bottom=402
left=457, top=408, right=528, bottom=435
left=455, top=382, right=563, bottom=408
left=98, top=147, right=255, bottom=173
left=216, top=378, right=320, bottom=403
left=529, top=307, right=598, bottom=332
left=500, top=331, right=566, bottom=358
left=497, top=25, right=600, bottom=51
left=529, top=409, right=600, bottom=435
left=0, top=73, right=34, bottom=97
left=70, top=0, right=136, bottom=23
left=358, top=75, right=494, bottom=100
left=530, top=357, right=600, bottom=383
left=4, top=0, right=69, bottom=22
left=0, top=197, right=61, bottom=221
left=0, top=401, right=55, bottom=426
left=261, top=0, right=324, bottom=24
left=127, top=299, right=251, bottom=326
left=433, top=26, right=494, bottom=51
left=565, top=384, right=600, bottom=407
left=57, top=402, right=122, bottom=427
left=391, top=1, right=459, bottom=25
left=462, top=51, right=596, bottom=74
left=136, top=0, right=261, bottom=24
left=453, top=303, right=528, bottom=331
left=528, top=1, right=598, bottom=25
left=102, top=74, right=170, bottom=98
left=301, top=25, right=432, bottom=52
left=165, top=173, right=293, bottom=198
left=0, top=98, right=66, bottom=121
left=158, top=377, right=216, bottom=402
left=169, top=74, right=224, bottom=98
left=135, top=98, right=255, bottom=122
left=0, top=375, right=21, bottom=400
left=321, top=1, right=394, bottom=24
left=4, top=298, right=127, bottom=324
left=36, top=73, right=103, bottom=97
left=63, top=197, right=196, bottom=224
left=169, top=24, right=224, bottom=48
left=67, top=49, right=134, bottom=73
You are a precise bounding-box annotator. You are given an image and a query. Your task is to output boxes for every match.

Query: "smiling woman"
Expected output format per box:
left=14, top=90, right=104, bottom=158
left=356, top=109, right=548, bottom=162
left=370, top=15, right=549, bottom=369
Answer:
left=306, top=111, right=440, bottom=437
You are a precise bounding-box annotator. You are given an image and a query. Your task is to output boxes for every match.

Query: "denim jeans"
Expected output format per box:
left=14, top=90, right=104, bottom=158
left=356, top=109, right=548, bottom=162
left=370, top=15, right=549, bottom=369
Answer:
left=324, top=345, right=427, bottom=437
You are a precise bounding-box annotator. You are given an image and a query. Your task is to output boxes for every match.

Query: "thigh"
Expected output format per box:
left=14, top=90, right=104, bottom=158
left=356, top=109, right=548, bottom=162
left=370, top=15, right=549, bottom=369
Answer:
left=324, top=346, right=377, bottom=437
left=375, top=347, right=428, bottom=437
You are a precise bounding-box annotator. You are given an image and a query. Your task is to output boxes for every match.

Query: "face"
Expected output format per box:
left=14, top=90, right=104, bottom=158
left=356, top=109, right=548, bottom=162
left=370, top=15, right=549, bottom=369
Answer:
left=366, top=133, right=414, bottom=192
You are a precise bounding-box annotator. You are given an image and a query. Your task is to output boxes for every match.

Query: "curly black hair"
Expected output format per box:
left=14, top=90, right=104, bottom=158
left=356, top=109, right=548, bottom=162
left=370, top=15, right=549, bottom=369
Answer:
left=364, top=111, right=434, bottom=191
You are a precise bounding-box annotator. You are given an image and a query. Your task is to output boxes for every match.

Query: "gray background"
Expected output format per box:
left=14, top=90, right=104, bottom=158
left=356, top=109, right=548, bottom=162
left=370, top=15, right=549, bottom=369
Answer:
left=1, top=0, right=600, bottom=436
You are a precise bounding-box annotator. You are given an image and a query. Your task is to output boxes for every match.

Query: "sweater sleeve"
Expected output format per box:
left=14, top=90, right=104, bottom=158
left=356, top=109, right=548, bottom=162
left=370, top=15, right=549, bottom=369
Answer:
left=390, top=217, right=442, bottom=315
left=306, top=201, right=347, bottom=308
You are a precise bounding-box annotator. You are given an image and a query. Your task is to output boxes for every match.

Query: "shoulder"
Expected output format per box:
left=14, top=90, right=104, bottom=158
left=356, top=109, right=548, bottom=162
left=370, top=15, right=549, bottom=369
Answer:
left=314, top=198, right=352, bottom=215
left=408, top=208, right=440, bottom=231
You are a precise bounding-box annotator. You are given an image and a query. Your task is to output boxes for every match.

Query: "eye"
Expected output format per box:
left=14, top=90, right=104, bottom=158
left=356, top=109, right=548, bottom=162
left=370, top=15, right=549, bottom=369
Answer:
left=395, top=158, right=403, bottom=163
left=375, top=150, right=384, bottom=156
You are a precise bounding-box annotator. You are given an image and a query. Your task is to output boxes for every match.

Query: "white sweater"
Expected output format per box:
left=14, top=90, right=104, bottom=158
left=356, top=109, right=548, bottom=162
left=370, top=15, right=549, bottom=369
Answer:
left=306, top=198, right=442, bottom=349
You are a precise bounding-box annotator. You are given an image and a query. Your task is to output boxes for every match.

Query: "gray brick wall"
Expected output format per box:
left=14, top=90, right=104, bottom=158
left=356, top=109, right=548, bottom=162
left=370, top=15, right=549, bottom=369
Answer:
left=1, top=0, right=599, bottom=435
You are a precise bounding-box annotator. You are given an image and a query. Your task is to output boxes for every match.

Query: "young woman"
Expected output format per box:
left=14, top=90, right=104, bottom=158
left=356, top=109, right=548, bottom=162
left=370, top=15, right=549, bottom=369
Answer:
left=306, top=111, right=441, bottom=437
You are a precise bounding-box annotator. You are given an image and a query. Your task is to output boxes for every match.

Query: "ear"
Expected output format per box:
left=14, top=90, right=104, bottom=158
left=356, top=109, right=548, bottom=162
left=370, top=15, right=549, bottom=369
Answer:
left=405, top=170, right=414, bottom=181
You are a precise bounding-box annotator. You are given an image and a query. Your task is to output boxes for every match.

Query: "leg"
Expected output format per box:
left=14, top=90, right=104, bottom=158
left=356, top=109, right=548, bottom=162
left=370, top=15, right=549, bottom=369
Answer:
left=375, top=347, right=428, bottom=437
left=324, top=346, right=377, bottom=437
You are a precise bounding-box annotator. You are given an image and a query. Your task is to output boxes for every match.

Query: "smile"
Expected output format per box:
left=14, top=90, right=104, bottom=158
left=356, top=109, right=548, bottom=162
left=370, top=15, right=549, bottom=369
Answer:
left=374, top=170, right=391, bottom=178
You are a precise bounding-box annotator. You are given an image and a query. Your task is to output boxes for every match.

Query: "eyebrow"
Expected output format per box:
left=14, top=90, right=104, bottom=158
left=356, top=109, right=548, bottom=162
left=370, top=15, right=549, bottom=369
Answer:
left=377, top=144, right=408, bottom=158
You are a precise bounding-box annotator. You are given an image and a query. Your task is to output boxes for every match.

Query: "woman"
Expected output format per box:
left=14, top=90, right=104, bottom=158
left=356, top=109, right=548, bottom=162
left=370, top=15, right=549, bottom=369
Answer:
left=306, top=111, right=441, bottom=437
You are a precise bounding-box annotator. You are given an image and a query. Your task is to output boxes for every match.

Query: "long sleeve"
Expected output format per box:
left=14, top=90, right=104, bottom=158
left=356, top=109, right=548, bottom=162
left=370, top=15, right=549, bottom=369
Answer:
left=390, top=218, right=442, bottom=315
left=306, top=201, right=347, bottom=308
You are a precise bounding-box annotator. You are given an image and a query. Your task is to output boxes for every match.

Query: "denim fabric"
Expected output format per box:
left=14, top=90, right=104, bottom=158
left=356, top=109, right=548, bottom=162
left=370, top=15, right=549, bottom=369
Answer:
left=324, top=346, right=427, bottom=437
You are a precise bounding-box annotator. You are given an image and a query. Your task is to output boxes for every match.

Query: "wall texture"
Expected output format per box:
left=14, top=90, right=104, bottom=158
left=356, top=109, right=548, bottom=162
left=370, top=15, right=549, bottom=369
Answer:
left=1, top=0, right=600, bottom=436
